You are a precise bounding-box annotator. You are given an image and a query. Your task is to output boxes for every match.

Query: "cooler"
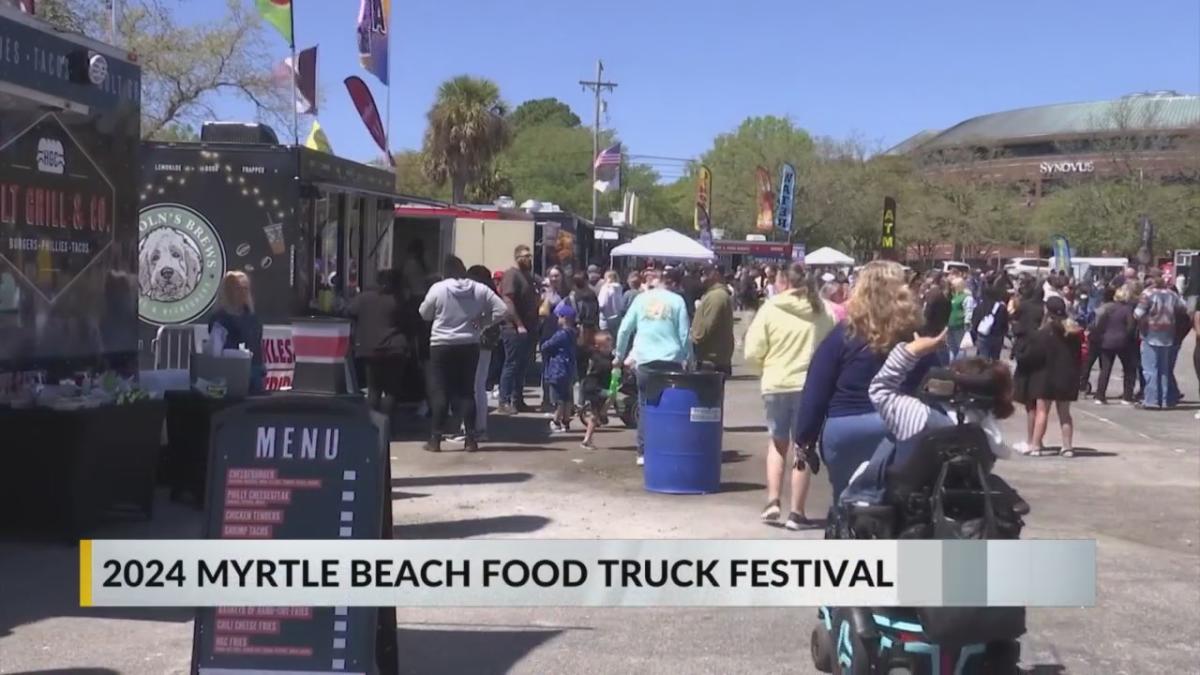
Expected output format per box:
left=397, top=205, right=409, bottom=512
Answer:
left=290, top=317, right=357, bottom=396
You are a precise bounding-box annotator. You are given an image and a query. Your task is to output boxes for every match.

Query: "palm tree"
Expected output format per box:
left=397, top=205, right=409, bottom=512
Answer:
left=422, top=76, right=511, bottom=203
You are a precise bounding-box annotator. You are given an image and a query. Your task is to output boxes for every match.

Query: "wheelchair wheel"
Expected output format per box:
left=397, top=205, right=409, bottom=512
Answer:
left=619, top=398, right=638, bottom=429
left=810, top=625, right=834, bottom=673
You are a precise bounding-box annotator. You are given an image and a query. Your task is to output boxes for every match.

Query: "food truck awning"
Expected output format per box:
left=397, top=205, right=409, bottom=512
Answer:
left=299, top=148, right=399, bottom=198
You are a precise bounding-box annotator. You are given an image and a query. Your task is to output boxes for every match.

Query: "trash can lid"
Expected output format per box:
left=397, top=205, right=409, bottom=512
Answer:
left=643, top=370, right=724, bottom=408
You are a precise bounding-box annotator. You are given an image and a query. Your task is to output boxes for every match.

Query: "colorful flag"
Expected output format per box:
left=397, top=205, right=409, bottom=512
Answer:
left=356, top=0, right=390, bottom=86
left=775, top=163, right=796, bottom=233
left=880, top=197, right=897, bottom=258
left=256, top=0, right=293, bottom=45
left=344, top=76, right=393, bottom=166
left=755, top=166, right=775, bottom=231
left=305, top=120, right=333, bottom=154
left=694, top=165, right=712, bottom=232
left=1051, top=235, right=1072, bottom=272
left=593, top=143, right=621, bottom=193
left=275, top=46, right=318, bottom=114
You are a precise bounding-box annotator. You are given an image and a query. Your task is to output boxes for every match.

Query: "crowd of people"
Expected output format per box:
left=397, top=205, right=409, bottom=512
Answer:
left=342, top=247, right=1200, bottom=528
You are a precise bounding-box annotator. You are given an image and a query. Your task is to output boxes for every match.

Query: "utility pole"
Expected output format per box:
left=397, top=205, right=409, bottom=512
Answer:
left=579, top=59, right=617, bottom=223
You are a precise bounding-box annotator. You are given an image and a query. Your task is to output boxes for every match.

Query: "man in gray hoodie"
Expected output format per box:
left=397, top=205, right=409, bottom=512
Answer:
left=419, top=256, right=509, bottom=452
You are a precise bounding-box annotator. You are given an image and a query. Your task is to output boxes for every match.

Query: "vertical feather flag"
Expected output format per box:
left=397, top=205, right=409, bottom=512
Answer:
left=755, top=166, right=775, bottom=231
left=1051, top=235, right=1072, bottom=273
left=775, top=163, right=796, bottom=233
left=880, top=196, right=897, bottom=259
left=694, top=165, right=712, bottom=232
left=344, top=76, right=393, bottom=166
left=256, top=0, right=293, bottom=45
left=357, top=0, right=390, bottom=86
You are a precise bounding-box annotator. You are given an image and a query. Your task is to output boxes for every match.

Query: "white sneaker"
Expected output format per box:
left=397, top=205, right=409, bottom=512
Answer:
left=1013, top=441, right=1029, bottom=455
left=636, top=455, right=644, bottom=466
left=1194, top=411, right=1200, bottom=420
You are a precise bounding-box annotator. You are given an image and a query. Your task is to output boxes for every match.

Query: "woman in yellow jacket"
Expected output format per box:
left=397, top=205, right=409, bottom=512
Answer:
left=743, top=263, right=836, bottom=530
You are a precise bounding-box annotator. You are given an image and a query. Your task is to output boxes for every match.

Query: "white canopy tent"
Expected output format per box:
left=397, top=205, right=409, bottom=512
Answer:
left=804, top=246, right=855, bottom=266
left=609, top=228, right=715, bottom=261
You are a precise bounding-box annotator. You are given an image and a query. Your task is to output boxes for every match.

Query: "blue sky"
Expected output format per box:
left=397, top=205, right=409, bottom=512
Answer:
left=195, top=0, right=1198, bottom=178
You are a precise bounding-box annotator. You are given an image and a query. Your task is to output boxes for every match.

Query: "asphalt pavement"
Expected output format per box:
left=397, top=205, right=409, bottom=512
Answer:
left=1, top=326, right=1197, bottom=674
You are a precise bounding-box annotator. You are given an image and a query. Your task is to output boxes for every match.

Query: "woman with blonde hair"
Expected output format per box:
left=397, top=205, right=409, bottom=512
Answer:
left=793, top=261, right=936, bottom=501
left=208, top=270, right=266, bottom=393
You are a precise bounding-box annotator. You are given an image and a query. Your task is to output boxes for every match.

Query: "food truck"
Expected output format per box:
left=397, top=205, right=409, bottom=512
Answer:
left=0, top=4, right=157, bottom=538
left=139, top=130, right=400, bottom=387
left=391, top=202, right=535, bottom=280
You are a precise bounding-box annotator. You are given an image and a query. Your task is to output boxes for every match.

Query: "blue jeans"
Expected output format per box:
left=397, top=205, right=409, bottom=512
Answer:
left=499, top=330, right=534, bottom=406
left=820, top=412, right=888, bottom=503
left=977, top=336, right=1004, bottom=360
left=635, top=361, right=684, bottom=457
left=1140, top=342, right=1179, bottom=408
left=947, top=327, right=966, bottom=361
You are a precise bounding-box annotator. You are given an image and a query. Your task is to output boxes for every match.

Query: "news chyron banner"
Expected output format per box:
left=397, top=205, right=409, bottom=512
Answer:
left=81, top=539, right=1096, bottom=608
left=177, top=395, right=395, bottom=675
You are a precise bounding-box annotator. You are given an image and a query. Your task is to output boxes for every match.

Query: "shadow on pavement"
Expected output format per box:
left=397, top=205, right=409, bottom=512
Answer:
left=393, top=472, right=533, bottom=488
left=395, top=626, right=566, bottom=675
left=1044, top=446, right=1117, bottom=458
left=1023, top=666, right=1067, bottom=674
left=391, top=490, right=431, bottom=501
left=718, top=481, right=766, bottom=493
left=8, top=670, right=122, bottom=675
left=724, top=425, right=767, bottom=433
left=0, top=490, right=199, bottom=639
left=394, top=515, right=551, bottom=539
left=722, top=450, right=751, bottom=463
left=478, top=444, right=567, bottom=453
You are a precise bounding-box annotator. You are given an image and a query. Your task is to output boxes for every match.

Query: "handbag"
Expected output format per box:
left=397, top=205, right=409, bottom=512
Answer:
left=977, top=302, right=1001, bottom=337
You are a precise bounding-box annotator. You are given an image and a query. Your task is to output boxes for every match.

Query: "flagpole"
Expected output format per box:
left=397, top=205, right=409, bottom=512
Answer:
left=288, top=3, right=300, bottom=147
left=386, top=0, right=393, bottom=170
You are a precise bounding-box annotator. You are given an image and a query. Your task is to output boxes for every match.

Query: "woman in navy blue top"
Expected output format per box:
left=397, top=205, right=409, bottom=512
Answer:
left=793, top=261, right=934, bottom=501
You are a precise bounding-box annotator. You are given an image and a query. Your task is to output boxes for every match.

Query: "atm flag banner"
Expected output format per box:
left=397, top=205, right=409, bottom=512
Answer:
left=344, top=76, right=393, bottom=166
left=357, top=0, right=390, bottom=85
left=880, top=196, right=897, bottom=255
left=256, top=0, right=293, bottom=45
left=694, top=165, right=712, bottom=231
left=755, top=166, right=775, bottom=232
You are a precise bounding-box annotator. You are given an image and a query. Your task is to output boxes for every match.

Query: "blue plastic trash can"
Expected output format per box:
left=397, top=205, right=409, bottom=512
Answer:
left=641, top=369, right=724, bottom=494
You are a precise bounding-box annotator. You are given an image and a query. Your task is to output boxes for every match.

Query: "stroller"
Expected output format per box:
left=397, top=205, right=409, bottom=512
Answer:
left=811, top=368, right=1030, bottom=675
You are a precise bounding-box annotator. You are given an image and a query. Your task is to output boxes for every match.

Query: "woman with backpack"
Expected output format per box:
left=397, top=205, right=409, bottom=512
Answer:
left=970, top=284, right=1009, bottom=360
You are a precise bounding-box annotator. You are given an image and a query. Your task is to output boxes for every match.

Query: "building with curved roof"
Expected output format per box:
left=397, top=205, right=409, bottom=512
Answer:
left=887, top=91, right=1200, bottom=196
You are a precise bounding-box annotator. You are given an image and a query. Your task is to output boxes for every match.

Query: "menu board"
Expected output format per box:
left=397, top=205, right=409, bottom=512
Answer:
left=191, top=395, right=394, bottom=675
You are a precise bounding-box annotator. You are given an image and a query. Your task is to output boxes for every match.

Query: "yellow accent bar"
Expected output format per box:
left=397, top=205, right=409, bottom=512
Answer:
left=79, top=539, right=92, bottom=607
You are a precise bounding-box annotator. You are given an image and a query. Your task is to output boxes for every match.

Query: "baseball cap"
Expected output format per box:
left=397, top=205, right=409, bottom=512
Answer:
left=587, top=264, right=601, bottom=273
left=554, top=303, right=577, bottom=319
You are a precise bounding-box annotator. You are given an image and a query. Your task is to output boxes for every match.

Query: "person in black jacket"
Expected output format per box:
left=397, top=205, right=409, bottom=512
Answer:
left=346, top=270, right=408, bottom=416
left=208, top=271, right=265, bottom=394
left=1091, top=285, right=1137, bottom=404
left=970, top=284, right=1009, bottom=360
left=1015, top=296, right=1083, bottom=456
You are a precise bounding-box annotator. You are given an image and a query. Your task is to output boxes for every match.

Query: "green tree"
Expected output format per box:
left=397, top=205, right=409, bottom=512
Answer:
left=696, top=116, right=815, bottom=237
left=393, top=151, right=449, bottom=200
left=39, top=0, right=291, bottom=140
left=501, top=124, right=594, bottom=214
left=509, top=98, right=581, bottom=134
left=421, top=76, right=512, bottom=203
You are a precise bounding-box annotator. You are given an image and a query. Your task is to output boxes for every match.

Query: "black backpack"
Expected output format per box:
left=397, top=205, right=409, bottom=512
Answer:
left=572, top=292, right=601, bottom=329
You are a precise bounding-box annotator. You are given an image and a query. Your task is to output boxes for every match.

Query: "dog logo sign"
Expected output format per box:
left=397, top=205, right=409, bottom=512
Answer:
left=137, top=203, right=225, bottom=325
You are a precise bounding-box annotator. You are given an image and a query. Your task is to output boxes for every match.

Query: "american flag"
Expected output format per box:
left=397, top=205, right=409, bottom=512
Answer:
left=594, top=143, right=622, bottom=169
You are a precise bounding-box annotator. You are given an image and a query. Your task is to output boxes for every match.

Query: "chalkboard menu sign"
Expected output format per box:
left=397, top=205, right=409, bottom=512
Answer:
left=191, top=395, right=396, bottom=675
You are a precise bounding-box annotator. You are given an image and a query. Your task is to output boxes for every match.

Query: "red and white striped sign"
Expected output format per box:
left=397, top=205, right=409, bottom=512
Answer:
left=291, top=320, right=352, bottom=364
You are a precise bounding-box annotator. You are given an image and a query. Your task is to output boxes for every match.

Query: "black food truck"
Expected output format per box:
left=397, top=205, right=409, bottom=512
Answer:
left=0, top=5, right=156, bottom=538
left=140, top=129, right=399, bottom=389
